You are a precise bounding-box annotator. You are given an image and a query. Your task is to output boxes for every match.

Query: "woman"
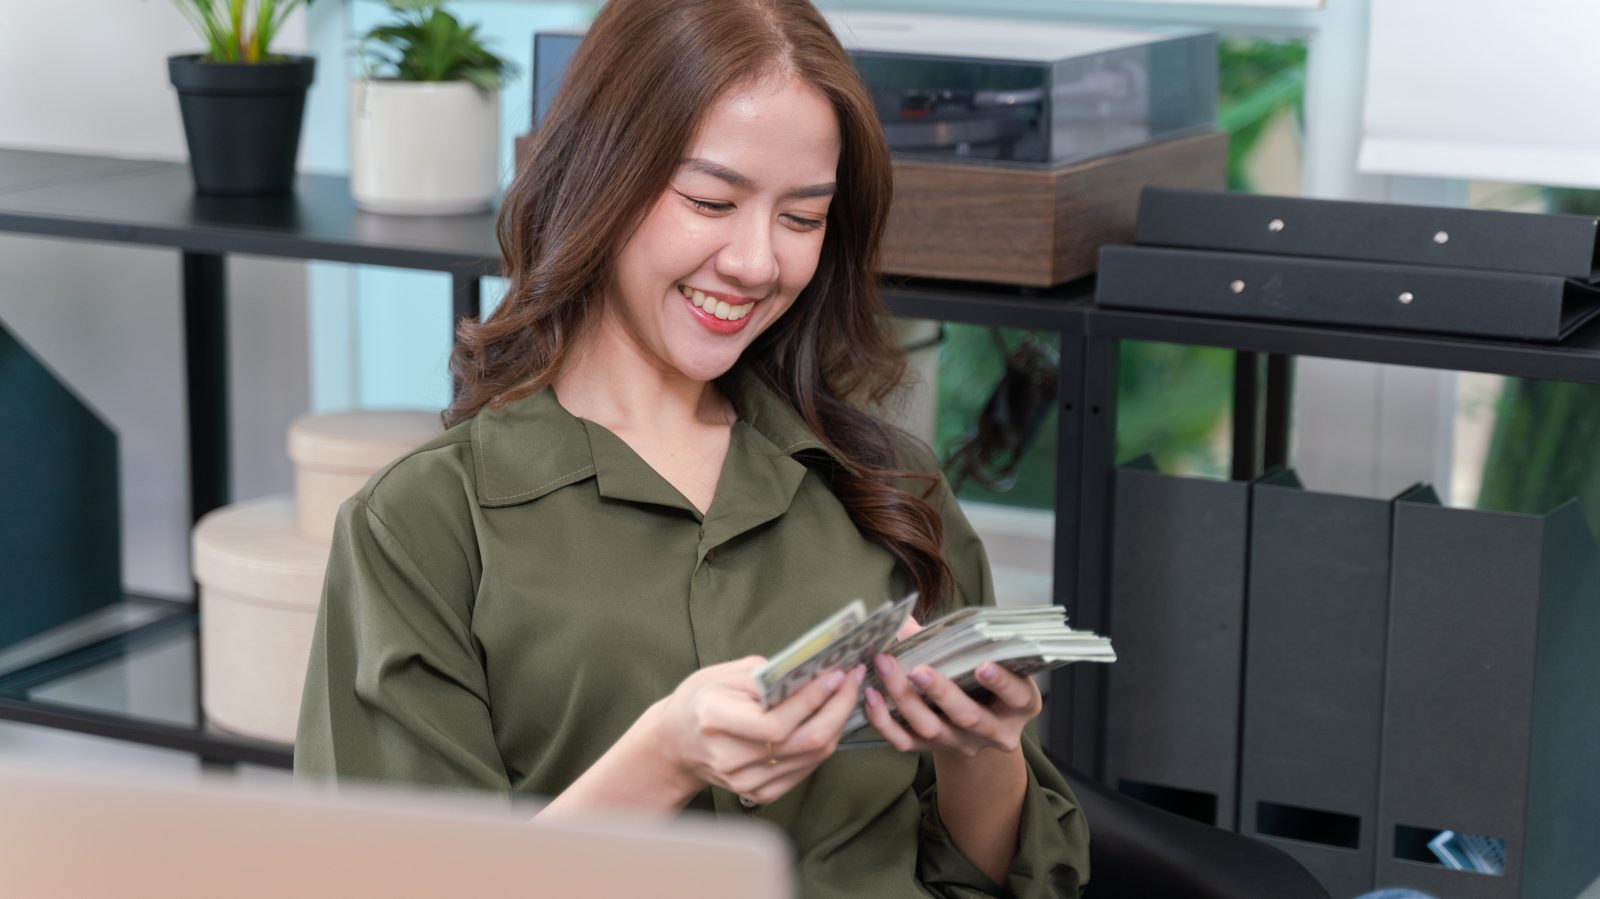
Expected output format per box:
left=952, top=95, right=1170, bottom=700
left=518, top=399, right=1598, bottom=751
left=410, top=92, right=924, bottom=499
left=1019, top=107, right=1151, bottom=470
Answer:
left=295, top=0, right=1089, bottom=896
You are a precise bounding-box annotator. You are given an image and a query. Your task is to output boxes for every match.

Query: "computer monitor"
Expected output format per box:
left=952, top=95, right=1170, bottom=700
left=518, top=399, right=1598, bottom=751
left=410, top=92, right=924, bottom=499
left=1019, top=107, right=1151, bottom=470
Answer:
left=0, top=763, right=793, bottom=898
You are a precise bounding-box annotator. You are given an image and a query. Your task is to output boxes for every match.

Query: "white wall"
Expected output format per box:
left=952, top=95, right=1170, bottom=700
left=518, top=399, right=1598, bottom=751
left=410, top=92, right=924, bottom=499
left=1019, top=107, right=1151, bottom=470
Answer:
left=302, top=1, right=590, bottom=414
left=0, top=0, right=313, bottom=599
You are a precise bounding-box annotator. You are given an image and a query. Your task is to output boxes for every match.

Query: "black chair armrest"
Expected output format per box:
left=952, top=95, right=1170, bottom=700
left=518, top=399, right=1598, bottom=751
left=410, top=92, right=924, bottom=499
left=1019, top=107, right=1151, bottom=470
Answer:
left=1045, top=750, right=1333, bottom=899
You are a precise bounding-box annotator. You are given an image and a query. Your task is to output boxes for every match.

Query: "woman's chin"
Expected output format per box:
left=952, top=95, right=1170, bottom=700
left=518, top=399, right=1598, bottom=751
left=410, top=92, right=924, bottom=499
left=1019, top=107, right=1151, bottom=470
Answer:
left=664, top=327, right=753, bottom=382
left=671, top=353, right=741, bottom=384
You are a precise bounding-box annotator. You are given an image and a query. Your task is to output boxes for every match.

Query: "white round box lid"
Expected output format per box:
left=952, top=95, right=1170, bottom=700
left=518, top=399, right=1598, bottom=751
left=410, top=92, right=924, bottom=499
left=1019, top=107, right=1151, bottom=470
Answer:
left=192, top=496, right=329, bottom=610
left=287, top=409, right=441, bottom=474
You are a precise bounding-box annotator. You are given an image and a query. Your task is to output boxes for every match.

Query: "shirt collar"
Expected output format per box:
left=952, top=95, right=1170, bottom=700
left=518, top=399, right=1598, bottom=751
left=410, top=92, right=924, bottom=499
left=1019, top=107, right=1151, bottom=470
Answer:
left=470, top=365, right=848, bottom=509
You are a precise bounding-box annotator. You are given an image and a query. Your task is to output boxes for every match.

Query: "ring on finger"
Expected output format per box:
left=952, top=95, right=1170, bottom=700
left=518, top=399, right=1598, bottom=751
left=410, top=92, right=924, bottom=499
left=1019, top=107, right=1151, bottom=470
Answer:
left=766, top=741, right=777, bottom=766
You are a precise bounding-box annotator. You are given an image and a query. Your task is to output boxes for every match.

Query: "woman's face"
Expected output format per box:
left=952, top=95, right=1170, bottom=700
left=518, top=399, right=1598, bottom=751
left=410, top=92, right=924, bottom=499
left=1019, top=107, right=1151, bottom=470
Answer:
left=607, top=73, right=842, bottom=385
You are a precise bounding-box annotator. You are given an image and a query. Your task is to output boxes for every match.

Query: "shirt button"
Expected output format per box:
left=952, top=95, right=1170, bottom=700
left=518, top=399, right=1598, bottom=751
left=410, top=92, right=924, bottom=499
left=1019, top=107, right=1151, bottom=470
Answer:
left=738, top=794, right=759, bottom=810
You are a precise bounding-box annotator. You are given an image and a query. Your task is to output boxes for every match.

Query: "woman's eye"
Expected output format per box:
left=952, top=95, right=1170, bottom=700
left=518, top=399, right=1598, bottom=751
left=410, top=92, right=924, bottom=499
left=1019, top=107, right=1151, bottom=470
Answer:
left=784, top=215, right=826, bottom=231
left=685, top=196, right=734, bottom=213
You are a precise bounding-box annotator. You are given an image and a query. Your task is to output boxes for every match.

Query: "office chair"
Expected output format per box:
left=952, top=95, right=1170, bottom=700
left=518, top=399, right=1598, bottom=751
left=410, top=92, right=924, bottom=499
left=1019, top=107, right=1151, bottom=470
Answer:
left=1046, top=750, right=1334, bottom=899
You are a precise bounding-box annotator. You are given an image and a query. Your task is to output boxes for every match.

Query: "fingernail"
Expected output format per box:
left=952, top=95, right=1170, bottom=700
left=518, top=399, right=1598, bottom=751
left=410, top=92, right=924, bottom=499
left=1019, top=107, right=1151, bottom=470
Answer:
left=824, top=669, right=846, bottom=690
left=851, top=665, right=867, bottom=685
left=909, top=667, right=932, bottom=688
left=864, top=686, right=882, bottom=708
left=977, top=663, right=998, bottom=683
left=874, top=655, right=898, bottom=679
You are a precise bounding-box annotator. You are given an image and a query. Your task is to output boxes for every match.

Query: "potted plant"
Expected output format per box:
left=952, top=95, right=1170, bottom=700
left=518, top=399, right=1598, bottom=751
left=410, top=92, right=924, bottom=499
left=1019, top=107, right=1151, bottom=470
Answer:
left=163, top=0, right=318, bottom=196
left=351, top=0, right=519, bottom=215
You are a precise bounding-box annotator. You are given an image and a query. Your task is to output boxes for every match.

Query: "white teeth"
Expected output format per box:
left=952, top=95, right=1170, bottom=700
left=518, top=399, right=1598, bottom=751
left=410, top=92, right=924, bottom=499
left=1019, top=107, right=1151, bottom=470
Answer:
left=680, top=285, right=754, bottom=322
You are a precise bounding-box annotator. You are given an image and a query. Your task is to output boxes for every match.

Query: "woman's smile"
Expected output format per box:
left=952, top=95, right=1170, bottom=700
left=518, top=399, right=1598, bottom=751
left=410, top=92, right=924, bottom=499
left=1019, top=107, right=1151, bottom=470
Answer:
left=678, top=283, right=757, bottom=333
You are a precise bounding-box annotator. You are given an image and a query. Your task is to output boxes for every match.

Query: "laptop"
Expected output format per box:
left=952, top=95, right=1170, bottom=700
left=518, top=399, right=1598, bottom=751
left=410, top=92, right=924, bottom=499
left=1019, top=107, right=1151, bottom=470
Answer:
left=0, top=763, right=793, bottom=898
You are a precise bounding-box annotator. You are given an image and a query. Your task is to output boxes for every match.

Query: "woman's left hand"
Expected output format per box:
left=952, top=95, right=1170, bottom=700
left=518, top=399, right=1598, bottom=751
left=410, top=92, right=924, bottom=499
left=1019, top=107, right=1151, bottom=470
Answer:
left=862, top=617, right=1042, bottom=757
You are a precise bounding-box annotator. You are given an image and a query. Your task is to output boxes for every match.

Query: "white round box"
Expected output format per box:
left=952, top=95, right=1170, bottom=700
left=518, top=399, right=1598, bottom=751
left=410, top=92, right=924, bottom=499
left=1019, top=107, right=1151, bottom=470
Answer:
left=192, top=497, right=328, bottom=744
left=287, top=410, right=440, bottom=544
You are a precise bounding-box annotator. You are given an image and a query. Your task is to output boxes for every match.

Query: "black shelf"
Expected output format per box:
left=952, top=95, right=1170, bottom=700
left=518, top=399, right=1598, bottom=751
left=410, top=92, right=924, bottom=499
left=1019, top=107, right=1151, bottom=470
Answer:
left=0, top=148, right=169, bottom=197
left=883, top=279, right=1092, bottom=331
left=1093, top=304, right=1600, bottom=386
left=7, top=145, right=1600, bottom=777
left=0, top=157, right=500, bottom=276
left=0, top=696, right=293, bottom=769
left=0, top=594, right=293, bottom=769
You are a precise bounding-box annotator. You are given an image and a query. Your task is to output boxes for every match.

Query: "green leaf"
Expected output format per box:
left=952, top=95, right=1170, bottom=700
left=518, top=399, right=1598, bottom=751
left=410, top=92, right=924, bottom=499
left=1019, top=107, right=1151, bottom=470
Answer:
left=353, top=0, right=517, bottom=87
left=164, top=0, right=314, bottom=62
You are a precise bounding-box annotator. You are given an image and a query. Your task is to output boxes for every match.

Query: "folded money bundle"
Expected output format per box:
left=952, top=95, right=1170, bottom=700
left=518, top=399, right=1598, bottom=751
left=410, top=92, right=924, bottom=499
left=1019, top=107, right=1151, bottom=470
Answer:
left=752, top=595, right=1116, bottom=741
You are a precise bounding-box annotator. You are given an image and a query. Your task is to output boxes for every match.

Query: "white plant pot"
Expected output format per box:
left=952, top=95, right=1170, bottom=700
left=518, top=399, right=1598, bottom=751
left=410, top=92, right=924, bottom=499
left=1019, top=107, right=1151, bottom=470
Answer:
left=350, top=79, right=499, bottom=215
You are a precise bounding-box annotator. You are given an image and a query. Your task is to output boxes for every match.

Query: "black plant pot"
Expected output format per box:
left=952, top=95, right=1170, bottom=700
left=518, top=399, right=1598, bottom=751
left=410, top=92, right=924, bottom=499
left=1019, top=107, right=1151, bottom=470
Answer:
left=168, top=54, right=315, bottom=196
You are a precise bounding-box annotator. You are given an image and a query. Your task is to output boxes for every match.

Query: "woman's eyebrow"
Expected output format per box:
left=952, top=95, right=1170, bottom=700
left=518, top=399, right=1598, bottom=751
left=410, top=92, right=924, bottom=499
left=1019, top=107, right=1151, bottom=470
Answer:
left=680, top=157, right=835, bottom=200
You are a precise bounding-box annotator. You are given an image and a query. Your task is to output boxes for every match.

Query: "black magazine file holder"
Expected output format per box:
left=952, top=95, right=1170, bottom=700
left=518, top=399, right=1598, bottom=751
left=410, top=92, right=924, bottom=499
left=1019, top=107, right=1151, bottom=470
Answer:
left=1104, top=457, right=1251, bottom=830
left=1377, top=488, right=1600, bottom=899
left=0, top=318, right=122, bottom=652
left=1239, top=470, right=1412, bottom=898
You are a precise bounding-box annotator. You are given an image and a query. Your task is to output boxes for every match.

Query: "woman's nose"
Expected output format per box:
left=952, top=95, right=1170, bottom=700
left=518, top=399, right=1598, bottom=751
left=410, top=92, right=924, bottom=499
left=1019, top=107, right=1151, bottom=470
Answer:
left=715, top=216, right=778, bottom=290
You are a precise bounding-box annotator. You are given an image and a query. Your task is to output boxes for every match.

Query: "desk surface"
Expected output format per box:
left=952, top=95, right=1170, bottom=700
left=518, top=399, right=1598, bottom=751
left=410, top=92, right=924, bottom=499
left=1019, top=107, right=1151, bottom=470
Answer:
left=0, top=148, right=169, bottom=196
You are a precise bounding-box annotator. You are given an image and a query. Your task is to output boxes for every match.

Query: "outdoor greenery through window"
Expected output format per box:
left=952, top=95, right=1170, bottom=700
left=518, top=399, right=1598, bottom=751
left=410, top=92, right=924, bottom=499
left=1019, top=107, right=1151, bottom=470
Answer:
left=1455, top=185, right=1600, bottom=536
left=934, top=37, right=1309, bottom=507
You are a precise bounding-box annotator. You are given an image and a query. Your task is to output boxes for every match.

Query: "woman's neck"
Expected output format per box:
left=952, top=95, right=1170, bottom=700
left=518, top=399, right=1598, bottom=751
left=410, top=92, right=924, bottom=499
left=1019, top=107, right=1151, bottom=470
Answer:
left=551, top=312, right=732, bottom=436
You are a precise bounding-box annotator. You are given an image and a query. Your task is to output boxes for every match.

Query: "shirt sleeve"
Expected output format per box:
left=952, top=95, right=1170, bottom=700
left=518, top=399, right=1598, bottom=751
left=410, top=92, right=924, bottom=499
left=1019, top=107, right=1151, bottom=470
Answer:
left=294, top=495, right=510, bottom=794
left=896, top=435, right=1092, bottom=899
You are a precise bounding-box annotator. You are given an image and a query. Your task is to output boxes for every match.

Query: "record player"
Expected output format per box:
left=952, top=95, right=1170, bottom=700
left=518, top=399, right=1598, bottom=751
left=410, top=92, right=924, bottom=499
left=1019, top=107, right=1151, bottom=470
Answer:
left=833, top=12, right=1217, bottom=167
left=524, top=16, right=1227, bottom=287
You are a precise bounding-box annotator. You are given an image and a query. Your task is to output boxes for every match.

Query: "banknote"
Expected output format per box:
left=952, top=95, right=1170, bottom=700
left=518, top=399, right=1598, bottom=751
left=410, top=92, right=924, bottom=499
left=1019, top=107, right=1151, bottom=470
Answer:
left=752, top=599, right=866, bottom=705
left=841, top=652, right=1097, bottom=738
left=755, top=593, right=917, bottom=708
left=1431, top=831, right=1505, bottom=876
left=837, top=605, right=1116, bottom=739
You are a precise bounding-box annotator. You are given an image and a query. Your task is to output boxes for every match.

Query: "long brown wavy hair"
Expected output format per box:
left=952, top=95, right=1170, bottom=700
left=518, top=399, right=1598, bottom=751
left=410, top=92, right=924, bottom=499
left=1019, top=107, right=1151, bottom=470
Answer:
left=445, top=0, right=952, bottom=616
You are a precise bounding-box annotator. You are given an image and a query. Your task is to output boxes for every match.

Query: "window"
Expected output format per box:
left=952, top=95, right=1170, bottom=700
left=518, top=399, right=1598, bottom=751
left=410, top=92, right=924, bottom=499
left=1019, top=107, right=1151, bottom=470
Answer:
left=934, top=36, right=1309, bottom=508
left=1450, top=185, right=1600, bottom=534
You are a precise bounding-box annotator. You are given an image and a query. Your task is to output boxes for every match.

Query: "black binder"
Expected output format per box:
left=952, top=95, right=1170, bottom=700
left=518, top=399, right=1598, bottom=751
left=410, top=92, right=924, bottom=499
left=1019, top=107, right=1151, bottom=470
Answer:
left=1135, top=187, right=1600, bottom=280
left=1096, top=244, right=1600, bottom=341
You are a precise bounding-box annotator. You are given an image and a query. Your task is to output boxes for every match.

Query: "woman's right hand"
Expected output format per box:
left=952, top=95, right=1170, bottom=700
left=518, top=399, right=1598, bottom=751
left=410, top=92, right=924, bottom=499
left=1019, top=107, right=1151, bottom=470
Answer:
left=653, top=656, right=866, bottom=806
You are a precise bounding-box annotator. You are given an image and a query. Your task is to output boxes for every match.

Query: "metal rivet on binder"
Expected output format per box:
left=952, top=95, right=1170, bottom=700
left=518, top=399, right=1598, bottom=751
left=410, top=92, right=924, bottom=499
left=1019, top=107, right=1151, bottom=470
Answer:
left=1434, top=231, right=1449, bottom=244
left=1399, top=291, right=1415, bottom=305
left=1268, top=218, right=1285, bottom=232
left=1230, top=280, right=1246, bottom=294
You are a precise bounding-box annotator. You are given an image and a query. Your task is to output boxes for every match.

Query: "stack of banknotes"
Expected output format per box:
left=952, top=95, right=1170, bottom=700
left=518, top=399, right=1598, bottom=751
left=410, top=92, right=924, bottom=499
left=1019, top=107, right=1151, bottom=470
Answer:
left=752, top=593, right=1116, bottom=740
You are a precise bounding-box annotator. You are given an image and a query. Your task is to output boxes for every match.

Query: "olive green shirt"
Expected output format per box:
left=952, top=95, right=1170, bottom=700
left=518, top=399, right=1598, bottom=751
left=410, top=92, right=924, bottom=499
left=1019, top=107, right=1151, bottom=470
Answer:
left=295, top=366, right=1089, bottom=898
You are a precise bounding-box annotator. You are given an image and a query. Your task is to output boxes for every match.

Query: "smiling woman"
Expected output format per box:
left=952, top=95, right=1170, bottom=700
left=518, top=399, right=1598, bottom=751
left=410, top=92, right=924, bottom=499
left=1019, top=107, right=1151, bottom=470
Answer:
left=294, top=2, right=1090, bottom=897
left=602, top=76, right=839, bottom=377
